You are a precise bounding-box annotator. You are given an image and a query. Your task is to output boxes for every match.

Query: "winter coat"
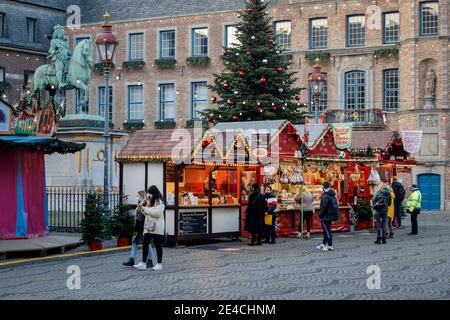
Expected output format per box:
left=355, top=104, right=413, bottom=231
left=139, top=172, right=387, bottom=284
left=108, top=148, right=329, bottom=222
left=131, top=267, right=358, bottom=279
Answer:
left=246, top=190, right=266, bottom=232
left=265, top=192, right=278, bottom=216
left=142, top=199, right=165, bottom=235
left=319, top=189, right=339, bottom=222
left=373, top=187, right=392, bottom=215
left=406, top=190, right=422, bottom=213
left=391, top=181, right=406, bottom=202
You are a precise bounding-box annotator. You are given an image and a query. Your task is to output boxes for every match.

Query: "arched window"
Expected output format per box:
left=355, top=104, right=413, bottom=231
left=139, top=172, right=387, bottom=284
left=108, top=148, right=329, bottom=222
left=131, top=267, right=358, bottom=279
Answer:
left=345, top=71, right=365, bottom=110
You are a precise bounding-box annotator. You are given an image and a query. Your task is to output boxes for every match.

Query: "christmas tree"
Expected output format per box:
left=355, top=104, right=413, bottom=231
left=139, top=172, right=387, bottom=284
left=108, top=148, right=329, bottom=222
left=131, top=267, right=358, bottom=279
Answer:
left=203, top=0, right=305, bottom=124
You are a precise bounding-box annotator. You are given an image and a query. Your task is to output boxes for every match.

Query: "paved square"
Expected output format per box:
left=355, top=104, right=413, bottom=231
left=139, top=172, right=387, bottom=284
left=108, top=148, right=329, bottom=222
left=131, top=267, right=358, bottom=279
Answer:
left=0, top=212, right=449, bottom=300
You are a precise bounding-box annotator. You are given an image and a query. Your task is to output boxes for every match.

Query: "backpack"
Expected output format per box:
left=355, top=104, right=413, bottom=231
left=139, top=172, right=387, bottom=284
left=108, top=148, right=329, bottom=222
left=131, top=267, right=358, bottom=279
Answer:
left=396, top=185, right=406, bottom=202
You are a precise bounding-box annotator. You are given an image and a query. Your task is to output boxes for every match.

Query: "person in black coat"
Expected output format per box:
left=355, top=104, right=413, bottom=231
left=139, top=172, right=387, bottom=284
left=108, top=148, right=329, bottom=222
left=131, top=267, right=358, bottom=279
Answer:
left=391, top=176, right=405, bottom=228
left=317, top=182, right=339, bottom=252
left=246, top=183, right=266, bottom=246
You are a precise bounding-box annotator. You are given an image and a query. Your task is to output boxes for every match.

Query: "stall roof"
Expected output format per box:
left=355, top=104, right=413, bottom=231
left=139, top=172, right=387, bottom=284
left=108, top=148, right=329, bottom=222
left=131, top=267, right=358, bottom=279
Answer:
left=213, top=120, right=288, bottom=141
left=0, top=136, right=86, bottom=154
left=294, top=124, right=330, bottom=148
left=117, top=128, right=198, bottom=162
left=349, top=130, right=395, bottom=152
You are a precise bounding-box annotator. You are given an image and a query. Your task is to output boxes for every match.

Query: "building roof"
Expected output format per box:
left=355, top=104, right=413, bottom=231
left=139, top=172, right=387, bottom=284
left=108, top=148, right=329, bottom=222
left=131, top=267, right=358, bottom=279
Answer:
left=213, top=119, right=287, bottom=141
left=0, top=135, right=86, bottom=154
left=349, top=130, right=395, bottom=152
left=295, top=124, right=329, bottom=148
left=117, top=128, right=199, bottom=162
left=78, top=0, right=279, bottom=24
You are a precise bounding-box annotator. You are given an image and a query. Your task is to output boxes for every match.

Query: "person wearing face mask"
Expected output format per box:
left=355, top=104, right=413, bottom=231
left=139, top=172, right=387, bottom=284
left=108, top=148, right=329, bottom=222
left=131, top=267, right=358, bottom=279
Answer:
left=264, top=186, right=278, bottom=245
left=122, top=191, right=155, bottom=267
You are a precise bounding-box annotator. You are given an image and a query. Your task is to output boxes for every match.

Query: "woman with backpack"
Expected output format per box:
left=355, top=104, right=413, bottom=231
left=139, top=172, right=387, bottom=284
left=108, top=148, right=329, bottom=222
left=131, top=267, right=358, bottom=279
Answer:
left=372, top=183, right=392, bottom=244
left=133, top=185, right=165, bottom=271
left=317, top=182, right=339, bottom=252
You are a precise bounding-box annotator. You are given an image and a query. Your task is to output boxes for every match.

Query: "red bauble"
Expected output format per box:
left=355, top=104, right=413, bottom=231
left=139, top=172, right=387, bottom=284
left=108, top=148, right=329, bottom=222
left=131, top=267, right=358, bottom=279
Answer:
left=295, top=95, right=301, bottom=101
left=271, top=106, right=278, bottom=112
left=277, top=67, right=283, bottom=73
left=223, top=50, right=228, bottom=56
left=247, top=7, right=253, bottom=13
left=258, top=107, right=265, bottom=113
left=267, top=26, right=274, bottom=33
left=259, top=77, right=267, bottom=85
left=268, top=38, right=274, bottom=45
left=223, top=83, right=230, bottom=89
left=246, top=51, right=252, bottom=56
left=208, top=116, right=214, bottom=123
left=227, top=99, right=235, bottom=106
left=211, top=96, right=217, bottom=103
left=239, top=71, right=245, bottom=78
left=232, top=115, right=239, bottom=121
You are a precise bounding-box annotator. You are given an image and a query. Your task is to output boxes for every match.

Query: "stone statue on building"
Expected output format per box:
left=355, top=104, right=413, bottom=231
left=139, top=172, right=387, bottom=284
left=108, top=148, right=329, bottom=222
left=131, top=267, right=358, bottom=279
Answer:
left=29, top=25, right=93, bottom=109
left=424, top=69, right=437, bottom=109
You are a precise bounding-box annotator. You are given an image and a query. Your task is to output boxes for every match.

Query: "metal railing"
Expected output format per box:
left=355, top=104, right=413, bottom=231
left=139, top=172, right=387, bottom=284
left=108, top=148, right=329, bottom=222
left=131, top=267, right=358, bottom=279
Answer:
left=324, top=109, right=386, bottom=126
left=46, top=187, right=120, bottom=232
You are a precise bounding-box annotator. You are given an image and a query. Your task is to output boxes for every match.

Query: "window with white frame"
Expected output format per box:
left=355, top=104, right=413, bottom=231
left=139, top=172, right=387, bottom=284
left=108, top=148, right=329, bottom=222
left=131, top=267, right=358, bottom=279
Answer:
left=159, top=83, right=175, bottom=121
left=309, top=73, right=327, bottom=112
left=384, top=12, right=400, bottom=43
left=128, top=85, right=144, bottom=121
left=98, top=86, right=113, bottom=122
left=383, top=69, right=399, bottom=111
left=192, top=28, right=208, bottom=56
left=128, top=33, right=144, bottom=61
left=274, top=21, right=291, bottom=51
left=191, top=82, right=208, bottom=119
left=347, top=15, right=365, bottom=47
left=0, top=13, right=5, bottom=37
left=310, top=18, right=327, bottom=49
left=345, top=71, right=365, bottom=110
left=160, top=30, right=175, bottom=58
left=26, top=18, right=37, bottom=43
left=420, top=2, right=439, bottom=36
left=225, top=25, right=239, bottom=48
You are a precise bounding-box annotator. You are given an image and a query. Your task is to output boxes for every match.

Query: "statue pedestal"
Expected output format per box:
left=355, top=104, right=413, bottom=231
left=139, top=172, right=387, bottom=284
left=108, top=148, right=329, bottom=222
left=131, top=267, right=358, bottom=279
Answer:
left=424, top=97, right=435, bottom=109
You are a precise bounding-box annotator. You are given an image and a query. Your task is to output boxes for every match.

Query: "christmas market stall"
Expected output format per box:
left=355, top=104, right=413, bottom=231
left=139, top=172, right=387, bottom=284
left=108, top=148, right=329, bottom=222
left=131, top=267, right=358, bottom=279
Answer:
left=294, top=123, right=379, bottom=233
left=210, top=120, right=304, bottom=238
left=0, top=97, right=85, bottom=240
left=116, top=128, right=245, bottom=246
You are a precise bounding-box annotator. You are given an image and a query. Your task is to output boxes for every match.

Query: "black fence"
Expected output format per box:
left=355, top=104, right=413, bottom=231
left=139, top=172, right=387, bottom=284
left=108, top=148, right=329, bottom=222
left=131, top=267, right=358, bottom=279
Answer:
left=46, top=187, right=120, bottom=232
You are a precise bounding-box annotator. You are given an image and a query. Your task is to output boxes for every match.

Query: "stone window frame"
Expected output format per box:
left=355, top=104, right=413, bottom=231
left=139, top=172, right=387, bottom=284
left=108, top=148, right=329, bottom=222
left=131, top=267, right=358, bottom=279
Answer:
left=158, top=82, right=176, bottom=121
left=191, top=26, right=209, bottom=57
left=127, top=31, right=146, bottom=62
left=224, top=24, right=240, bottom=49
left=309, top=17, right=328, bottom=49
left=273, top=20, right=292, bottom=52
left=98, top=85, right=114, bottom=123
left=158, top=29, right=176, bottom=59
left=344, top=70, right=366, bottom=111
left=26, top=17, right=38, bottom=43
left=127, top=84, right=144, bottom=121
left=383, top=68, right=399, bottom=111
left=383, top=12, right=400, bottom=44
left=0, top=12, right=6, bottom=38
left=190, top=80, right=208, bottom=120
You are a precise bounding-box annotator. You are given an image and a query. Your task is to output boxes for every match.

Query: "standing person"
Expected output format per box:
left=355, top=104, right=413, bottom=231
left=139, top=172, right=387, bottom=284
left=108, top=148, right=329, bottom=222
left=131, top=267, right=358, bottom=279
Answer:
left=246, top=184, right=266, bottom=246
left=264, top=186, right=278, bottom=245
left=123, top=191, right=155, bottom=267
left=391, top=176, right=406, bottom=228
left=372, top=183, right=392, bottom=244
left=406, top=184, right=422, bottom=236
left=317, top=182, right=339, bottom=252
left=387, top=186, right=396, bottom=239
left=296, top=186, right=314, bottom=239
left=134, top=186, right=165, bottom=271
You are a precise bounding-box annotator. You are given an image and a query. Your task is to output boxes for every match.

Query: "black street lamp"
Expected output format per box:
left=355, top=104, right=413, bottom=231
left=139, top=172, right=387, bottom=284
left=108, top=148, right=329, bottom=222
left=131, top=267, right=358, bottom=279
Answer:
left=309, top=58, right=326, bottom=124
left=95, top=12, right=118, bottom=216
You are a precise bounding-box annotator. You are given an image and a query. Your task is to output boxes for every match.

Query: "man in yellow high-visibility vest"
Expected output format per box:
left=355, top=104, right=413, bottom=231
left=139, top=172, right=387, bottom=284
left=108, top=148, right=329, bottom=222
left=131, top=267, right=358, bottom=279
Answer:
left=406, top=184, right=422, bottom=235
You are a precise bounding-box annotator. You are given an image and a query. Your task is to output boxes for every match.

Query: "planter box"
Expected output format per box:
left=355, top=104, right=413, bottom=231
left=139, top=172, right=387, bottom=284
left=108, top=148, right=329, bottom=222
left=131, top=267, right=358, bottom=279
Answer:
left=117, top=237, right=130, bottom=247
left=89, top=241, right=104, bottom=251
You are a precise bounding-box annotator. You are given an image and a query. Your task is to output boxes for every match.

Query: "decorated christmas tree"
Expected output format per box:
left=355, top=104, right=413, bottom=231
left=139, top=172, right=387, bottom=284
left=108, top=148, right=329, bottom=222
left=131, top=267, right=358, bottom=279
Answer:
left=203, top=0, right=305, bottom=124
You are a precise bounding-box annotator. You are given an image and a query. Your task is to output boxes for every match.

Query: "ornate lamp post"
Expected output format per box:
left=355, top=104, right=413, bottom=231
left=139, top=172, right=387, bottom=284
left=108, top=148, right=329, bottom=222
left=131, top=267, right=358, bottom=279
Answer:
left=95, top=12, right=118, bottom=216
left=309, top=58, right=326, bottom=124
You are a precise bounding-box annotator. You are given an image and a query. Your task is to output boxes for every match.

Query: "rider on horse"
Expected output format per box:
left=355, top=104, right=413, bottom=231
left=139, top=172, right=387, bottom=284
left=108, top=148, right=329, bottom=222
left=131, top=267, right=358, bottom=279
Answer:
left=48, top=25, right=71, bottom=89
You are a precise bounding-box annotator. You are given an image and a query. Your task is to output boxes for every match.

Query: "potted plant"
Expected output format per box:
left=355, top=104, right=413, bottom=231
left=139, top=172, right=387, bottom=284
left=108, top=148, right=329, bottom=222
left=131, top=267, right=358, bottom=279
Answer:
left=80, top=191, right=107, bottom=251
left=109, top=202, right=135, bottom=247
left=354, top=201, right=373, bottom=230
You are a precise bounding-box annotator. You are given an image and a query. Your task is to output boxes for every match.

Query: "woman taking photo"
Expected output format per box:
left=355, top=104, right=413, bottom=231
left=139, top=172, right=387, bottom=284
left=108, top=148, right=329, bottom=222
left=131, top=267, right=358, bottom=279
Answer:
left=133, top=185, right=165, bottom=271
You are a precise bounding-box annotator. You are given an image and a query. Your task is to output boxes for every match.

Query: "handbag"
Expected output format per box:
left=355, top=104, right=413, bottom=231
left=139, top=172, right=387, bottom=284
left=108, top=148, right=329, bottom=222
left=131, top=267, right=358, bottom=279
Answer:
left=144, top=219, right=157, bottom=232
left=264, top=213, right=273, bottom=226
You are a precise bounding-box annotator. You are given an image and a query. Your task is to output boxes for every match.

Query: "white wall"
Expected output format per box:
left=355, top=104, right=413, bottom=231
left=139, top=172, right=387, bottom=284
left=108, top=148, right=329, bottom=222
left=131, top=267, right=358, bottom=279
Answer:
left=147, top=162, right=164, bottom=193
left=123, top=163, right=146, bottom=205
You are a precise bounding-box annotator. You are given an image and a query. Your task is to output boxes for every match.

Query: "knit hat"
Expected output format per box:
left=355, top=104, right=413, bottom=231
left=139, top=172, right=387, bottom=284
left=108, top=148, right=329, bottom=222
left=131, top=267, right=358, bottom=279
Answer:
left=410, top=184, right=418, bottom=189
left=322, top=182, right=330, bottom=189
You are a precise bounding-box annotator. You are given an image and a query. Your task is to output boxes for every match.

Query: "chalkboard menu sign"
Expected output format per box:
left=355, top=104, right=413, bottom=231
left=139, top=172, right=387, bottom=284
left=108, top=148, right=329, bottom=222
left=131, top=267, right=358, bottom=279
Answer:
left=179, top=211, right=208, bottom=234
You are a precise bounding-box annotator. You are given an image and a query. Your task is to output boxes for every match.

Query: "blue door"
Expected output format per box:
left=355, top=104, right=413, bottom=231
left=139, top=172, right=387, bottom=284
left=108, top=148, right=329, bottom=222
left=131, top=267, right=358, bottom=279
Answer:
left=418, top=174, right=441, bottom=211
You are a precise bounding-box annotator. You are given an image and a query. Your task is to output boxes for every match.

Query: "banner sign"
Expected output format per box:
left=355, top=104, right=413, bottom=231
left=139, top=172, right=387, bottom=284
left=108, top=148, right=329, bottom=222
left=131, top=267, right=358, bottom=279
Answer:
left=402, top=130, right=423, bottom=154
left=332, top=124, right=353, bottom=149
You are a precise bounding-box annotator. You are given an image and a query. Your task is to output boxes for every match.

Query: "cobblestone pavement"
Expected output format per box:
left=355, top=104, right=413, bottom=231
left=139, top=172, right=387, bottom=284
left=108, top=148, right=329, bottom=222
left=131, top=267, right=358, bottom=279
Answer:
left=0, top=212, right=449, bottom=300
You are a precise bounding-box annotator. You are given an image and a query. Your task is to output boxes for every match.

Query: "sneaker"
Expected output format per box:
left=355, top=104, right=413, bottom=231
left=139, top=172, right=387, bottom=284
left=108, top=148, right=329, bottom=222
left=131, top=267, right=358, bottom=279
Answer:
left=316, top=244, right=326, bottom=250
left=152, top=263, right=163, bottom=271
left=408, top=232, right=418, bottom=236
left=133, top=262, right=147, bottom=270
left=123, top=258, right=135, bottom=267
left=322, top=246, right=334, bottom=252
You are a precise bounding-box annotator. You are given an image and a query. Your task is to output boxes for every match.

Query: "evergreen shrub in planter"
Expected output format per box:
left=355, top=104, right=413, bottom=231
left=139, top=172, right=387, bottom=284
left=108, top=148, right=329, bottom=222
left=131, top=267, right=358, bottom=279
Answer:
left=122, top=60, right=146, bottom=70
left=155, top=120, right=176, bottom=129
left=186, top=56, right=210, bottom=66
left=155, top=58, right=177, bottom=69
left=109, top=202, right=135, bottom=247
left=80, top=191, right=108, bottom=251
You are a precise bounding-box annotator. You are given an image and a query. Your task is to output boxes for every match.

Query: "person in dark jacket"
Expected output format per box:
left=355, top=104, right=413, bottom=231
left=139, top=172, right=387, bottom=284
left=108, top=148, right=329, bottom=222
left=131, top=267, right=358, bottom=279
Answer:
left=372, top=183, right=392, bottom=244
left=246, top=184, right=266, bottom=246
left=264, top=186, right=278, bottom=244
left=317, top=182, right=339, bottom=252
left=391, top=177, right=406, bottom=228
